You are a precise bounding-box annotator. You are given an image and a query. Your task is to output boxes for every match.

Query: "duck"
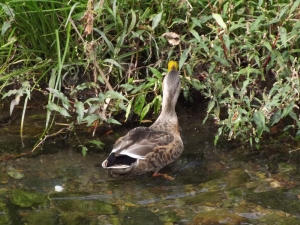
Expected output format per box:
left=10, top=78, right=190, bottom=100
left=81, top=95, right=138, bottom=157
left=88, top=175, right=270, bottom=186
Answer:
left=102, top=61, right=183, bottom=179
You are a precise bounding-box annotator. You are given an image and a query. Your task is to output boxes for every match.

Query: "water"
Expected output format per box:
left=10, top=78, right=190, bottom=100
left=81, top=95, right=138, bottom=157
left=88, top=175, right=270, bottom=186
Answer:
left=0, top=103, right=300, bottom=224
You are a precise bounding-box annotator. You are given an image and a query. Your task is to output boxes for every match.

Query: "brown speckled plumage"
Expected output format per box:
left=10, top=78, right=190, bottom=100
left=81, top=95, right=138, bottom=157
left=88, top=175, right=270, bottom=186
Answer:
left=102, top=61, right=183, bottom=177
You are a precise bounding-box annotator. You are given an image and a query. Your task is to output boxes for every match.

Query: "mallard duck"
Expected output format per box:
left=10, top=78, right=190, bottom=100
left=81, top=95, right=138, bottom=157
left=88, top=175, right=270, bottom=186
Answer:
left=102, top=61, right=183, bottom=179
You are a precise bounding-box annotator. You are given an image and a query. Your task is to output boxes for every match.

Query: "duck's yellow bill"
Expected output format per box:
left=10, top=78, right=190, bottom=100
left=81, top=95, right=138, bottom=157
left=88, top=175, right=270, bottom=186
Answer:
left=167, top=61, right=179, bottom=72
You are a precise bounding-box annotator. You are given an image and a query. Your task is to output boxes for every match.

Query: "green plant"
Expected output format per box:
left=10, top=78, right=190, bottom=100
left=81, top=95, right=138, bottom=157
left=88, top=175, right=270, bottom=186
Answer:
left=43, top=0, right=194, bottom=132
left=2, top=0, right=300, bottom=151
left=183, top=0, right=300, bottom=147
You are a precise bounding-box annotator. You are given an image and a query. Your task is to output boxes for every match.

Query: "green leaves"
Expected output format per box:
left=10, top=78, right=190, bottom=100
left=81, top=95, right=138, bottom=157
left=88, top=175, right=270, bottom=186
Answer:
left=140, top=103, right=150, bottom=121
left=125, top=99, right=133, bottom=121
left=0, top=3, right=14, bottom=35
left=74, top=101, right=84, bottom=123
left=82, top=115, right=101, bottom=126
left=47, top=88, right=71, bottom=110
left=250, top=15, right=264, bottom=32
left=105, top=90, right=128, bottom=101
left=289, top=0, right=300, bottom=16
left=46, top=103, right=71, bottom=117
left=81, top=146, right=88, bottom=157
left=190, top=30, right=201, bottom=42
left=88, top=140, right=105, bottom=149
left=179, top=48, right=190, bottom=70
left=107, top=118, right=122, bottom=125
left=253, top=111, right=267, bottom=137
left=134, top=94, right=146, bottom=114
left=189, top=1, right=300, bottom=147
left=2, top=81, right=31, bottom=116
left=1, top=21, right=11, bottom=35
left=212, top=13, right=227, bottom=29
left=46, top=88, right=72, bottom=118
left=269, top=110, right=281, bottom=126
left=2, top=0, right=300, bottom=148
left=152, top=12, right=162, bottom=30
left=279, top=27, right=287, bottom=48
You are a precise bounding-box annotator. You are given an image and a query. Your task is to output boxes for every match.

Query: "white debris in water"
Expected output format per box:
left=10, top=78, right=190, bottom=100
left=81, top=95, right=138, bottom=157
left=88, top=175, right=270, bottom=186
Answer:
left=55, top=185, right=64, bottom=192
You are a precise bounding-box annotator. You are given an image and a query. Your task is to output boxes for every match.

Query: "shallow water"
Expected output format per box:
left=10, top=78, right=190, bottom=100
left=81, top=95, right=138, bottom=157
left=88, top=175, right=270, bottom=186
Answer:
left=0, top=104, right=300, bottom=224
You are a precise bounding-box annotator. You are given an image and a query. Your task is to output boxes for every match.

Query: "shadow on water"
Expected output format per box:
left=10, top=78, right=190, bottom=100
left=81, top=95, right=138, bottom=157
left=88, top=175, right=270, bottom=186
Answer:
left=1, top=103, right=300, bottom=224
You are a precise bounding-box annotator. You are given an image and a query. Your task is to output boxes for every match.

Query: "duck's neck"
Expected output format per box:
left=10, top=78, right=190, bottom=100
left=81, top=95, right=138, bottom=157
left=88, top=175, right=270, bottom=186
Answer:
left=152, top=95, right=178, bottom=125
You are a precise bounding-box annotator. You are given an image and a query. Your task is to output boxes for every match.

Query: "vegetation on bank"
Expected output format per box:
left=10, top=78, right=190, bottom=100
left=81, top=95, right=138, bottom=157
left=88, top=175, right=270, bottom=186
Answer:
left=1, top=0, right=300, bottom=149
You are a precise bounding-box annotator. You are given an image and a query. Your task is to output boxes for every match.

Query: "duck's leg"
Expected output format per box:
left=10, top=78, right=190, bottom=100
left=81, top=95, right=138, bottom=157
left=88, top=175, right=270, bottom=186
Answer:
left=152, top=172, right=174, bottom=180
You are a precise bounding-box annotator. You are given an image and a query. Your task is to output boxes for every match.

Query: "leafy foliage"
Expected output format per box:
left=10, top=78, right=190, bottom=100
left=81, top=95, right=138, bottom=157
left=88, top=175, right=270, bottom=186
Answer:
left=183, top=0, right=300, bottom=147
left=1, top=0, right=300, bottom=148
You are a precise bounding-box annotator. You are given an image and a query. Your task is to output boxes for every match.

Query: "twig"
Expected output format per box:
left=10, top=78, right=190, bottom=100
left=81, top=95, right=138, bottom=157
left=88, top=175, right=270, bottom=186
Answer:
left=289, top=148, right=300, bottom=153
left=207, top=1, right=229, bottom=65
left=218, top=28, right=229, bottom=61
left=31, top=127, right=71, bottom=152
left=262, top=32, right=280, bottom=70
left=69, top=18, right=85, bottom=43
left=207, top=0, right=213, bottom=11
left=0, top=151, right=32, bottom=161
left=94, top=61, right=114, bottom=91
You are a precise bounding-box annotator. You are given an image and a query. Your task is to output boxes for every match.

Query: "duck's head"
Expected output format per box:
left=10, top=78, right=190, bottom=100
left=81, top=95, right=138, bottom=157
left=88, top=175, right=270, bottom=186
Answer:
left=167, top=60, right=179, bottom=72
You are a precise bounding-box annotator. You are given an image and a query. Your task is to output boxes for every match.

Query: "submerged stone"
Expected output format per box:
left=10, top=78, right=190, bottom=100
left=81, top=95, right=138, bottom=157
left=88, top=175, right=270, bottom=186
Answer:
left=60, top=212, right=93, bottom=225
left=0, top=202, right=9, bottom=224
left=278, top=162, right=297, bottom=173
left=222, top=169, right=250, bottom=188
left=0, top=173, right=9, bottom=184
left=10, top=189, right=46, bottom=207
left=159, top=210, right=180, bottom=222
left=245, top=190, right=300, bottom=215
left=54, top=199, right=117, bottom=215
left=183, top=191, right=223, bottom=206
left=259, top=212, right=300, bottom=225
left=191, top=208, right=247, bottom=225
left=8, top=170, right=24, bottom=180
left=26, top=209, right=57, bottom=225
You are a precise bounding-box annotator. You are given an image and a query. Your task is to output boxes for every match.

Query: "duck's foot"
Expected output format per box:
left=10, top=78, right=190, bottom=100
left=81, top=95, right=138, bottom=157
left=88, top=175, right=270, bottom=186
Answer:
left=152, top=172, right=174, bottom=180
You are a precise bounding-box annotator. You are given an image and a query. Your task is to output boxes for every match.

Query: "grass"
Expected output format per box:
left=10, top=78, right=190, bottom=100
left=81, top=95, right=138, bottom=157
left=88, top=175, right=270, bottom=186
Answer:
left=1, top=0, right=300, bottom=149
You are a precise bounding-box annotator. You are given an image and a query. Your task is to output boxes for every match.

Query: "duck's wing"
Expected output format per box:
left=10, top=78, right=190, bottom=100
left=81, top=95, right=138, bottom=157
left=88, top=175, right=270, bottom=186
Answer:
left=111, top=127, right=174, bottom=160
